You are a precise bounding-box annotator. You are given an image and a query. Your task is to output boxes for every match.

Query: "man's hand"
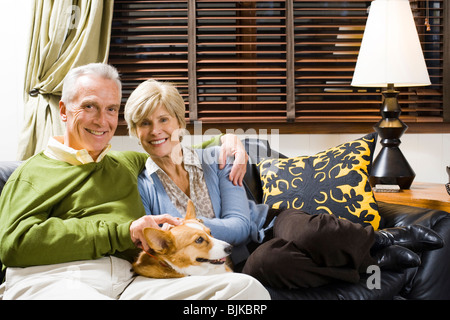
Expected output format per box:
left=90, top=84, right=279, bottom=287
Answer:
left=219, top=134, right=249, bottom=186
left=130, top=214, right=182, bottom=252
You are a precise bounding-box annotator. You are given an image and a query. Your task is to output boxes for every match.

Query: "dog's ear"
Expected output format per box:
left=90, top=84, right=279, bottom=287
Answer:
left=143, top=228, right=175, bottom=254
left=185, top=199, right=197, bottom=220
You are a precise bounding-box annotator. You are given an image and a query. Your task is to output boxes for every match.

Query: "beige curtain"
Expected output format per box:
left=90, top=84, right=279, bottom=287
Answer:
left=17, top=0, right=114, bottom=160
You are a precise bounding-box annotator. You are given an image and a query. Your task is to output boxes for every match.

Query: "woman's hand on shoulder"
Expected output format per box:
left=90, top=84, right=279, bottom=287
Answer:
left=219, top=134, right=249, bottom=186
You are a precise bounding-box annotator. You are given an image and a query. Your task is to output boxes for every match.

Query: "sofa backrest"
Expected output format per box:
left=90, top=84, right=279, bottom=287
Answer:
left=0, top=161, right=21, bottom=196
left=242, top=138, right=286, bottom=204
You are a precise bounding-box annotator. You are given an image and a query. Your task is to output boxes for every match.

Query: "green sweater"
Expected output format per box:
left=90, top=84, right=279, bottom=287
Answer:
left=0, top=151, right=148, bottom=267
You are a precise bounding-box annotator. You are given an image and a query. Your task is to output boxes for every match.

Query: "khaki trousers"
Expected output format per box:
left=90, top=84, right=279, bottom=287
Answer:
left=0, top=256, right=270, bottom=300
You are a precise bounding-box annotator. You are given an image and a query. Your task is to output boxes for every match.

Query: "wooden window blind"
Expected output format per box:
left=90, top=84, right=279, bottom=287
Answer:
left=109, top=0, right=448, bottom=135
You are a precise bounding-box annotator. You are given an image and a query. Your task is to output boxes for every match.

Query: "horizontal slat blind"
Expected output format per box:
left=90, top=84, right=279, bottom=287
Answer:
left=109, top=0, right=190, bottom=132
left=294, top=0, right=444, bottom=123
left=109, top=0, right=446, bottom=135
left=195, top=0, right=288, bottom=124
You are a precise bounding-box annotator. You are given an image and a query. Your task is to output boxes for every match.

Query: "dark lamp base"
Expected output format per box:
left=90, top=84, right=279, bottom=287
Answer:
left=369, top=84, right=415, bottom=190
left=369, top=146, right=415, bottom=190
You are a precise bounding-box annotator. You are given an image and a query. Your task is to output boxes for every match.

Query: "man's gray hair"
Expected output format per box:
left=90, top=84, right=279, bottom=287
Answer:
left=61, top=63, right=122, bottom=104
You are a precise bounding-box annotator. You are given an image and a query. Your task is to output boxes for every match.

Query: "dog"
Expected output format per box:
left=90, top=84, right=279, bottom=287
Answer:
left=133, top=200, right=232, bottom=278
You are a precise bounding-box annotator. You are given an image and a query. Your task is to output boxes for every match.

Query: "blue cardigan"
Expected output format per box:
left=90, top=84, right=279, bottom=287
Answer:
left=137, top=147, right=269, bottom=264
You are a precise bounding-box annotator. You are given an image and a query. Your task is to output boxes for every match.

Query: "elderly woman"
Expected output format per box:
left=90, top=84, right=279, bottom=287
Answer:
left=124, top=80, right=266, bottom=265
left=124, top=80, right=442, bottom=289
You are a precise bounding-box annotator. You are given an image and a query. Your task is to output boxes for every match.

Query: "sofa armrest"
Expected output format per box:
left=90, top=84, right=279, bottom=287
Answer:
left=0, top=161, right=21, bottom=195
left=378, top=201, right=450, bottom=229
left=378, top=201, right=450, bottom=299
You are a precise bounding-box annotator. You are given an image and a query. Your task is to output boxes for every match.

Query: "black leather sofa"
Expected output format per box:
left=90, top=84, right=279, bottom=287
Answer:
left=0, top=139, right=449, bottom=300
left=241, top=138, right=450, bottom=300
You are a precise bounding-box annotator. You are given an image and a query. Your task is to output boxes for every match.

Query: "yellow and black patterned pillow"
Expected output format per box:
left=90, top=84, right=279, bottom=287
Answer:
left=257, top=133, right=381, bottom=230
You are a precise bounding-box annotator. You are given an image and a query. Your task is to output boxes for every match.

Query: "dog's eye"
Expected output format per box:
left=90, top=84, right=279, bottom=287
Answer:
left=195, top=237, right=204, bottom=244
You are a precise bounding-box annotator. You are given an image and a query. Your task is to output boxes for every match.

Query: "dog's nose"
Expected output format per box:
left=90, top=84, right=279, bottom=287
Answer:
left=225, top=245, right=232, bottom=255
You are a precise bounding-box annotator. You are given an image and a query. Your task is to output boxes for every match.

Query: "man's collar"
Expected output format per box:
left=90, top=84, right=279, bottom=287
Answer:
left=43, top=136, right=111, bottom=165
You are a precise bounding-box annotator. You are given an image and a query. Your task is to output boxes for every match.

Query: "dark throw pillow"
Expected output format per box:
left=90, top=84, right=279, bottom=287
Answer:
left=257, top=133, right=381, bottom=230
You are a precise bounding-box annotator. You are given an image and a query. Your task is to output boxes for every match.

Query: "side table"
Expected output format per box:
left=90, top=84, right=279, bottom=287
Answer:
left=373, top=182, right=450, bottom=213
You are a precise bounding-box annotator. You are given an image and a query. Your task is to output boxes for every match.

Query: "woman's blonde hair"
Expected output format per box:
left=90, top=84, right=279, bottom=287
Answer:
left=124, top=79, right=186, bottom=137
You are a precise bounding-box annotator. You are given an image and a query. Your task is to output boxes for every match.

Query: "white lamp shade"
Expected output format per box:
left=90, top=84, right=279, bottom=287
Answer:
left=351, top=0, right=431, bottom=87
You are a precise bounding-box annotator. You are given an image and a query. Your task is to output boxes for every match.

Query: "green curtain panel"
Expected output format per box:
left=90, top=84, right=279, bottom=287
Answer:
left=18, top=0, right=114, bottom=160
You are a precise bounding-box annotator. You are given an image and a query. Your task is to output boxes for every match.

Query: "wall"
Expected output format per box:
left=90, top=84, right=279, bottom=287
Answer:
left=0, top=0, right=32, bottom=159
left=1, top=2, right=449, bottom=185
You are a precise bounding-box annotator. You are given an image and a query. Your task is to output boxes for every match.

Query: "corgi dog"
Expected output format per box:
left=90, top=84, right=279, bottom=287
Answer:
left=133, top=200, right=232, bottom=278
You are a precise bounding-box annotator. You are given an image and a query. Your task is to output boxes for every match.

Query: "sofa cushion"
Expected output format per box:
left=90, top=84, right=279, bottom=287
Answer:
left=266, top=267, right=414, bottom=300
left=257, top=133, right=381, bottom=230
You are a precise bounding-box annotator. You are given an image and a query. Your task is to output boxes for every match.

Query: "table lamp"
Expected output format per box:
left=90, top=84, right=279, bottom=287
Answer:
left=351, top=0, right=431, bottom=189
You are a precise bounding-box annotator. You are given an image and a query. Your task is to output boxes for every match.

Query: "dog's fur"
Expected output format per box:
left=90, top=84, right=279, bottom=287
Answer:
left=133, top=200, right=232, bottom=278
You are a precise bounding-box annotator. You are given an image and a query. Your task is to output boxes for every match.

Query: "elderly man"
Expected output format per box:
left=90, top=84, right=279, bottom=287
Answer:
left=0, top=63, right=270, bottom=300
